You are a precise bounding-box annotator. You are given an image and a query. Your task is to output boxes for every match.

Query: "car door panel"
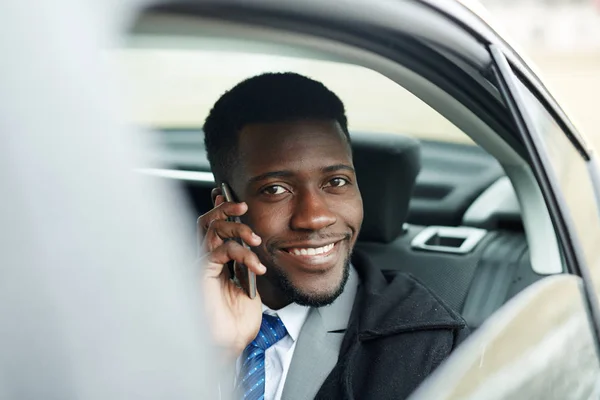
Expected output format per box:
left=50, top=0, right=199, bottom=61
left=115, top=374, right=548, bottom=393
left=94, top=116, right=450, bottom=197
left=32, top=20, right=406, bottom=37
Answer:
left=410, top=275, right=600, bottom=399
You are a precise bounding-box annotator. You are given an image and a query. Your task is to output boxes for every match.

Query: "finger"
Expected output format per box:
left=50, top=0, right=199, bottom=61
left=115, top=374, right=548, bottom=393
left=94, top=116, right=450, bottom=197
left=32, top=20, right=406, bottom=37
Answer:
left=204, top=220, right=261, bottom=251
left=197, top=201, right=248, bottom=233
left=203, top=241, right=266, bottom=279
left=211, top=187, right=222, bottom=205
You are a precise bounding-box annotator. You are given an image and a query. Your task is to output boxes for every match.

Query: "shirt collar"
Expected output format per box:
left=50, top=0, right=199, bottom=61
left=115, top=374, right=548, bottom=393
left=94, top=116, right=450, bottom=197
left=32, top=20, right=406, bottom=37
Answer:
left=262, top=302, right=310, bottom=342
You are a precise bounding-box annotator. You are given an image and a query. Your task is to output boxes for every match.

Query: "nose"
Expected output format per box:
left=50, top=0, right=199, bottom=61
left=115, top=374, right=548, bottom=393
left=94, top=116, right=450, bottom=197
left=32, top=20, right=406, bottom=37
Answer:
left=290, top=187, right=337, bottom=232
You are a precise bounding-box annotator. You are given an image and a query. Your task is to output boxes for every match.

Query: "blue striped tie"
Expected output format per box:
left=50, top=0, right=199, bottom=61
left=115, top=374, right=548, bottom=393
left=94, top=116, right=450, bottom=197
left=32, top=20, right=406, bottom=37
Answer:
left=238, top=314, right=288, bottom=400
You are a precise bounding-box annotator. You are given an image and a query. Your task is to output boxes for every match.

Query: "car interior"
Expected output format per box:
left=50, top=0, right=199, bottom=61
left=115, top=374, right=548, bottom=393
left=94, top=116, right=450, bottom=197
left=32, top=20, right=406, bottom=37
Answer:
left=123, top=11, right=567, bottom=332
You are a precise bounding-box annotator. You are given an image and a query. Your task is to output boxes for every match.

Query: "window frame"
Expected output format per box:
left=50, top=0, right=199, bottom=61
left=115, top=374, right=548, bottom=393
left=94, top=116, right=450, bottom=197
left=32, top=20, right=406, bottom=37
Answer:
left=489, top=43, right=600, bottom=350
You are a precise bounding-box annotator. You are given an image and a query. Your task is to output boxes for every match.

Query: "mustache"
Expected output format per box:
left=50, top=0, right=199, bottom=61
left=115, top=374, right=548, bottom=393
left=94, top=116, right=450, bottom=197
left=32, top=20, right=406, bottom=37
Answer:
left=268, top=232, right=352, bottom=250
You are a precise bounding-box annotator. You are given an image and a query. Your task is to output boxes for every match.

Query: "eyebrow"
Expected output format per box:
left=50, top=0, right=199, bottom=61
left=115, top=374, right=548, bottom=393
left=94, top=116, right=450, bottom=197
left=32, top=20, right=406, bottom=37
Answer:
left=248, top=164, right=355, bottom=184
left=322, top=164, right=355, bottom=174
left=248, top=170, right=295, bottom=184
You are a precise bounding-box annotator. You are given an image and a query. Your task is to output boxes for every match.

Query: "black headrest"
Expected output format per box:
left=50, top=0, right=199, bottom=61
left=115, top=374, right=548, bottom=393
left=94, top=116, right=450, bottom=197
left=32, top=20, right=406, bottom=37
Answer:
left=352, top=132, right=421, bottom=243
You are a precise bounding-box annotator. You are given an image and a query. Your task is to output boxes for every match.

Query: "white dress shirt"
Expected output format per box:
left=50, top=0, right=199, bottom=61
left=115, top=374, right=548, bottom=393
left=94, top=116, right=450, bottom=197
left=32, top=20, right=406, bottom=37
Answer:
left=234, top=266, right=359, bottom=400
left=262, top=303, right=310, bottom=400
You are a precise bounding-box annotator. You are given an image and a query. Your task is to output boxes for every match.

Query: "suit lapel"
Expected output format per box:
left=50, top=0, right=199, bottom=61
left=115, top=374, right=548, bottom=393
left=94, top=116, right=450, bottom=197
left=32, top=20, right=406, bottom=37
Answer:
left=280, top=308, right=344, bottom=400
left=281, top=267, right=359, bottom=399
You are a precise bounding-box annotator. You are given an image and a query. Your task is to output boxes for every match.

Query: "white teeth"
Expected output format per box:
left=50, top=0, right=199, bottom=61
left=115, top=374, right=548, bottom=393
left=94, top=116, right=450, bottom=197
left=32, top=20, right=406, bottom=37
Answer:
left=289, top=243, right=335, bottom=256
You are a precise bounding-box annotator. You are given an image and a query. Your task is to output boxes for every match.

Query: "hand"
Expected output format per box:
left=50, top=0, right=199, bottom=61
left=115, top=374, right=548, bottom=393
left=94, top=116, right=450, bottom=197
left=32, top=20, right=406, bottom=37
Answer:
left=198, top=193, right=265, bottom=360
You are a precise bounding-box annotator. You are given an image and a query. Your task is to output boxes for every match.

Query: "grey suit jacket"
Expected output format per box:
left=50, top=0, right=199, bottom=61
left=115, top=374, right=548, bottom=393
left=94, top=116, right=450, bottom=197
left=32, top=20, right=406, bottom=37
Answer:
left=280, top=267, right=359, bottom=400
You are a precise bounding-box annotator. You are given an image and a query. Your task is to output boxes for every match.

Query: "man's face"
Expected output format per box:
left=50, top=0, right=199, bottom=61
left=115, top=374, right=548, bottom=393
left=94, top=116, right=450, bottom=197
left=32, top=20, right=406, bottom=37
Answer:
left=229, top=119, right=363, bottom=308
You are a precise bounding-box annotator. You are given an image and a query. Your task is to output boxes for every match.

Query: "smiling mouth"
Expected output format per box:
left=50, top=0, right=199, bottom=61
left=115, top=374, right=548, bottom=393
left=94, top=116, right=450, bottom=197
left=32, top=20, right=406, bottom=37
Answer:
left=273, top=238, right=347, bottom=271
left=284, top=243, right=336, bottom=257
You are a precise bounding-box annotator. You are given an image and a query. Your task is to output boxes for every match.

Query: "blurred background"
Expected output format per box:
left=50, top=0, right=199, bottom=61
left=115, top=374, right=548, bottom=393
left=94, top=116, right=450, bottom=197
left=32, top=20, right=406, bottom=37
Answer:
left=480, top=0, right=600, bottom=149
left=121, top=0, right=600, bottom=150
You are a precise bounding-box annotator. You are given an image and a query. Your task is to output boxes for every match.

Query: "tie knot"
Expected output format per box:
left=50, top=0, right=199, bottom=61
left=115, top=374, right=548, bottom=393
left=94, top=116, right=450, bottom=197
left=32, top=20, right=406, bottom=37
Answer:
left=250, top=313, right=287, bottom=351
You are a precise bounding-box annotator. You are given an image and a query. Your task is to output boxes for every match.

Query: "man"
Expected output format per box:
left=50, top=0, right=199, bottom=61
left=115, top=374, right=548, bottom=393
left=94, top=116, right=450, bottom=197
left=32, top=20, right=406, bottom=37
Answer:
left=199, top=72, right=468, bottom=400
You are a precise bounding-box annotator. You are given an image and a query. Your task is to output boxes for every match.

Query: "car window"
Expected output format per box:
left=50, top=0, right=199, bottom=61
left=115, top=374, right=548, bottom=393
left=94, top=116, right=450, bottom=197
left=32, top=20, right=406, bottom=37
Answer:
left=117, top=46, right=471, bottom=144
left=121, top=27, right=551, bottom=336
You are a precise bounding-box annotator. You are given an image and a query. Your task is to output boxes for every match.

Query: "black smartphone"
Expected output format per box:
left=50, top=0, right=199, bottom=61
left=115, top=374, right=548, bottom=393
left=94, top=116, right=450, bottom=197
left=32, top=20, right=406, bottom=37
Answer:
left=220, top=182, right=257, bottom=299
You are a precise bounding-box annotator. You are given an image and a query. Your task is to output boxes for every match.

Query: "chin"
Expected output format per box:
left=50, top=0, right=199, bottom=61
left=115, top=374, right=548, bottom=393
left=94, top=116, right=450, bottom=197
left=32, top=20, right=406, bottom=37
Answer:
left=280, top=259, right=351, bottom=308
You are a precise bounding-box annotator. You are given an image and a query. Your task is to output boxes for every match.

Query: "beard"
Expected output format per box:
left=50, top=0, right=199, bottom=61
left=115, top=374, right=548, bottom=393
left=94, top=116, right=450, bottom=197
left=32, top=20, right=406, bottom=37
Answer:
left=262, top=253, right=352, bottom=308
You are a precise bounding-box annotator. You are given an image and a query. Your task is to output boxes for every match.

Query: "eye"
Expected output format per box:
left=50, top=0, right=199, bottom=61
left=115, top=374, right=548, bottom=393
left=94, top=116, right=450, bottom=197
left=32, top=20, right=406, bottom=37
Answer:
left=262, top=185, right=288, bottom=195
left=326, top=177, right=349, bottom=188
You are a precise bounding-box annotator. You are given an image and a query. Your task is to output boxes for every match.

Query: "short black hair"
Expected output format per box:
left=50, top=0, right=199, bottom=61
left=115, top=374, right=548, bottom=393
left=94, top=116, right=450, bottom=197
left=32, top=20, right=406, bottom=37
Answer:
left=203, top=72, right=350, bottom=183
